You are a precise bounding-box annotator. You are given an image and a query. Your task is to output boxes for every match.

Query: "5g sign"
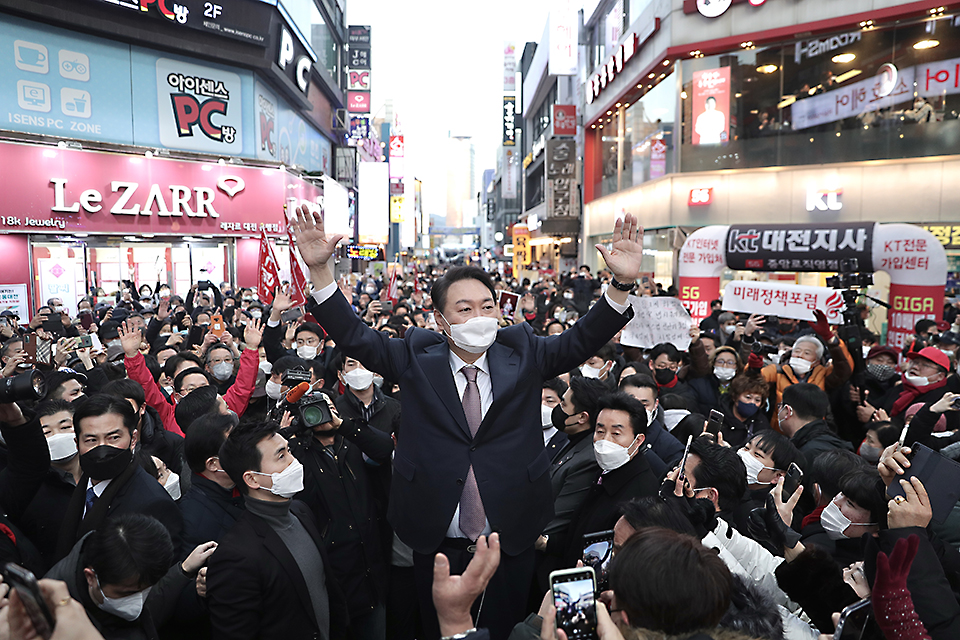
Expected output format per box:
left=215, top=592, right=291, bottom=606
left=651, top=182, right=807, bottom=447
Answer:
left=278, top=27, right=313, bottom=94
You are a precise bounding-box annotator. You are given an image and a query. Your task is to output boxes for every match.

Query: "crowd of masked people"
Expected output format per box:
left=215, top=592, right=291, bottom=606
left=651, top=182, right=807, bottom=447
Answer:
left=0, top=266, right=958, bottom=640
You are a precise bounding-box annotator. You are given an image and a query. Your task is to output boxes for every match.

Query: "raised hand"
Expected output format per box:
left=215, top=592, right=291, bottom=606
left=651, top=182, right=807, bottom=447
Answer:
left=117, top=320, right=142, bottom=358
left=156, top=298, right=171, bottom=321
left=433, top=533, right=501, bottom=639
left=595, top=213, right=643, bottom=285
left=290, top=204, right=343, bottom=270
left=244, top=317, right=264, bottom=349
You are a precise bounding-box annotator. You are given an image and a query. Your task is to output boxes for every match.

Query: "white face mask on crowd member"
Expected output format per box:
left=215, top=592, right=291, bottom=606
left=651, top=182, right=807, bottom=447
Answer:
left=593, top=407, right=644, bottom=472
left=252, top=458, right=304, bottom=499
left=342, top=366, right=375, bottom=391
left=820, top=494, right=877, bottom=540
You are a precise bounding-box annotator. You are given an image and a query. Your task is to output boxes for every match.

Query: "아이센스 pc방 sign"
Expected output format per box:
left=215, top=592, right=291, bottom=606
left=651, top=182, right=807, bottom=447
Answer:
left=722, top=281, right=845, bottom=324
left=620, top=296, right=693, bottom=350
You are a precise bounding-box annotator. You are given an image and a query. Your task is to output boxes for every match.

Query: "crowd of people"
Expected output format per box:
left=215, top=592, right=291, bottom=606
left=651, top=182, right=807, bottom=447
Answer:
left=0, top=209, right=957, bottom=640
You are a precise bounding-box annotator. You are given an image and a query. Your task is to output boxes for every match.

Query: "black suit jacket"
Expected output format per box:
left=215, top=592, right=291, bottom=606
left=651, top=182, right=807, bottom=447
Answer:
left=308, top=291, right=631, bottom=555
left=206, top=501, right=347, bottom=640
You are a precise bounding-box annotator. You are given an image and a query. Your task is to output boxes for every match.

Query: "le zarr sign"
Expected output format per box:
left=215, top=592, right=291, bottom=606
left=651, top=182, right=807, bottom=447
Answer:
left=0, top=141, right=322, bottom=236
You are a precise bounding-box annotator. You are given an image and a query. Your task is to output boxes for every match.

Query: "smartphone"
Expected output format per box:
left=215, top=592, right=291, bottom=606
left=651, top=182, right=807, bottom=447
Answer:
left=280, top=308, right=304, bottom=324
left=79, top=311, right=94, bottom=330
left=677, top=434, right=694, bottom=486
left=380, top=300, right=394, bottom=313
left=41, top=317, right=65, bottom=339
left=210, top=314, right=225, bottom=338
left=22, top=334, right=37, bottom=365
left=582, top=530, right=615, bottom=592
left=706, top=409, right=724, bottom=436
left=550, top=567, right=598, bottom=640
left=888, top=444, right=960, bottom=523
left=2, top=563, right=54, bottom=640
left=66, top=335, right=93, bottom=352
left=833, top=598, right=875, bottom=639
left=952, top=397, right=960, bottom=411
left=188, top=324, right=205, bottom=346
left=781, top=462, right=803, bottom=502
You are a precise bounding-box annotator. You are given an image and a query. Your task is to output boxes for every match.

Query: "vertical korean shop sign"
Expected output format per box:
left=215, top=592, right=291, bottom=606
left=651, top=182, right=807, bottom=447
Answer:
left=546, top=139, right=577, bottom=218
left=512, top=224, right=530, bottom=278
left=503, top=97, right=517, bottom=146
left=691, top=67, right=730, bottom=145
left=156, top=57, right=243, bottom=154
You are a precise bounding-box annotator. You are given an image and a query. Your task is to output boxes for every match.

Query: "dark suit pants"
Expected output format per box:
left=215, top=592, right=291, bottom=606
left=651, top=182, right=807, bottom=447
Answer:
left=414, top=539, right=536, bottom=640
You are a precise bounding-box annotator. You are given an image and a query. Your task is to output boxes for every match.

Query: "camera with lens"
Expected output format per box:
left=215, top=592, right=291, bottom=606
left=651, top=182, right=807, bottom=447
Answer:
left=751, top=341, right=778, bottom=356
left=825, top=259, right=874, bottom=290
left=273, top=368, right=334, bottom=436
left=0, top=370, right=46, bottom=404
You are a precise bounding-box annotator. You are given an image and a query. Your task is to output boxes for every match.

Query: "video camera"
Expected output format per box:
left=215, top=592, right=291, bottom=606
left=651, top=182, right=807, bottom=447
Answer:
left=272, top=368, right=334, bottom=437
left=0, top=370, right=46, bottom=404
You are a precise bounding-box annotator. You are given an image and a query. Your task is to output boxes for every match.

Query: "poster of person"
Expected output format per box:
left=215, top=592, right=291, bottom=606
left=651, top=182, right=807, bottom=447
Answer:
left=498, top=291, right=519, bottom=317
left=692, top=67, right=731, bottom=145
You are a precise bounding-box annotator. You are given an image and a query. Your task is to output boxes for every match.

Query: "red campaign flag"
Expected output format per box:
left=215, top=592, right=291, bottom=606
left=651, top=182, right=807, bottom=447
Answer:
left=257, top=229, right=281, bottom=304
left=386, top=265, right=399, bottom=304
left=286, top=225, right=309, bottom=307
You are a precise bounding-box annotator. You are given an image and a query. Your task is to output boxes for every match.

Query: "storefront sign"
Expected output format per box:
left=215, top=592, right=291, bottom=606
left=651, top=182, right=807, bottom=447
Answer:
left=548, top=0, right=577, bottom=76
left=390, top=196, right=404, bottom=223
left=348, top=26, right=371, bottom=45
left=502, top=148, right=519, bottom=199
left=651, top=139, right=667, bottom=179
left=389, top=181, right=404, bottom=196
left=794, top=31, right=861, bottom=64
left=349, top=116, right=371, bottom=140
left=502, top=97, right=517, bottom=146
left=723, top=281, right=845, bottom=324
left=621, top=296, right=693, bottom=350
left=552, top=105, right=576, bottom=136
left=504, top=42, right=516, bottom=92
left=0, top=140, right=326, bottom=236
left=512, top=224, right=530, bottom=276
left=349, top=46, right=370, bottom=70
left=348, top=70, right=371, bottom=91
left=532, top=134, right=546, bottom=160
left=683, top=0, right=769, bottom=16
left=0, top=285, right=30, bottom=322
left=252, top=81, right=331, bottom=172
left=692, top=67, right=730, bottom=145
left=346, top=244, right=384, bottom=261
left=277, top=25, right=313, bottom=95
left=921, top=224, right=960, bottom=249
left=586, top=19, right=660, bottom=104
left=348, top=91, right=371, bottom=113
left=725, top=223, right=872, bottom=271
left=806, top=188, right=842, bottom=212
left=688, top=187, right=713, bottom=206
left=156, top=57, right=243, bottom=152
left=86, top=0, right=269, bottom=45
left=877, top=63, right=898, bottom=98
left=546, top=139, right=577, bottom=219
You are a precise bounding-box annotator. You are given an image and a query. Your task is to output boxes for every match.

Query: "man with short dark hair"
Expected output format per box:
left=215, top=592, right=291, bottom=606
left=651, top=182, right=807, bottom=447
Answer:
left=873, top=346, right=958, bottom=433
left=779, top=383, right=852, bottom=463
left=293, top=206, right=642, bottom=638
left=55, top=394, right=183, bottom=560
left=208, top=422, right=347, bottom=640
left=540, top=378, right=568, bottom=459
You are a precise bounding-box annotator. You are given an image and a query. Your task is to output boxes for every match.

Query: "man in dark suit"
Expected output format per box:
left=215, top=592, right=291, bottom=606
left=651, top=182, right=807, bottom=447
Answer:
left=292, top=207, right=644, bottom=639
left=540, top=378, right=569, bottom=462
left=55, top=394, right=183, bottom=561
left=207, top=421, right=347, bottom=640
left=559, top=392, right=659, bottom=568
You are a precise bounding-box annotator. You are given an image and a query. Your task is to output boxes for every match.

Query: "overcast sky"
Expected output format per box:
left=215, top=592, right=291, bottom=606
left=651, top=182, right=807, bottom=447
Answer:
left=345, top=0, right=552, bottom=219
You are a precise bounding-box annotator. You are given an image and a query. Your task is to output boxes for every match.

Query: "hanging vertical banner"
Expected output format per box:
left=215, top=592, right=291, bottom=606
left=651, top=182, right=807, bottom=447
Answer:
left=285, top=225, right=309, bottom=306
left=549, top=0, right=578, bottom=76
left=504, top=42, right=517, bottom=92
left=257, top=229, right=281, bottom=304
left=502, top=147, right=519, bottom=199
left=512, top=224, right=530, bottom=277
left=503, top=97, right=517, bottom=146
left=692, top=67, right=731, bottom=145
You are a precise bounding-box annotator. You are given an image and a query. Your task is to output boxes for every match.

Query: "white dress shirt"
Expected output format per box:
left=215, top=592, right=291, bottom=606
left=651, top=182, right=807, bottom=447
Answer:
left=84, top=477, right=112, bottom=518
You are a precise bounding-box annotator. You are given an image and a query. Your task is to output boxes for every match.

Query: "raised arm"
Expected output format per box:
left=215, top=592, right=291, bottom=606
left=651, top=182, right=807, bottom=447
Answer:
left=223, top=319, right=263, bottom=417
left=120, top=320, right=183, bottom=436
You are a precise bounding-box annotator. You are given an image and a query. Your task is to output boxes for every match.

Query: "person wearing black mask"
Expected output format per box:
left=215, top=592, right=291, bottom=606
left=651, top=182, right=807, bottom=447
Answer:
left=647, top=343, right=697, bottom=404
left=55, top=394, right=183, bottom=562
left=831, top=345, right=901, bottom=447
left=716, top=375, right=772, bottom=449
left=533, top=377, right=606, bottom=591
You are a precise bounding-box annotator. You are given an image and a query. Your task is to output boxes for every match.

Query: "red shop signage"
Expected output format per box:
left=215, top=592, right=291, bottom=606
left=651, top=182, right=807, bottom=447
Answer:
left=0, top=141, right=323, bottom=236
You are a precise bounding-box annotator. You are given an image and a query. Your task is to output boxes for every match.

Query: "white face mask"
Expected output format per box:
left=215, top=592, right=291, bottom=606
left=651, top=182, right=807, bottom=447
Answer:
left=343, top=368, right=375, bottom=391
left=249, top=310, right=262, bottom=319
left=789, top=357, right=812, bottom=375
left=904, top=372, right=933, bottom=387
left=863, top=345, right=872, bottom=358
left=439, top=313, right=499, bottom=354
left=46, top=432, right=78, bottom=462
left=722, top=324, right=736, bottom=335
left=211, top=361, right=233, bottom=381
left=713, top=366, right=736, bottom=381
left=163, top=471, right=181, bottom=500
left=297, top=344, right=318, bottom=360
left=737, top=448, right=777, bottom=486
left=593, top=437, right=639, bottom=472
left=821, top=497, right=876, bottom=541
left=96, top=575, right=151, bottom=622
left=252, top=458, right=304, bottom=498
left=580, top=363, right=604, bottom=379
left=541, top=404, right=555, bottom=428
left=563, top=291, right=574, bottom=300
left=662, top=409, right=689, bottom=432
left=258, top=361, right=273, bottom=375
left=265, top=380, right=283, bottom=400
left=373, top=374, right=384, bottom=388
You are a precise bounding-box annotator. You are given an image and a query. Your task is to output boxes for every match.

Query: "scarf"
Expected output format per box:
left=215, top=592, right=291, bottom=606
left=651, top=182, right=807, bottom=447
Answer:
left=891, top=377, right=947, bottom=416
left=801, top=504, right=826, bottom=530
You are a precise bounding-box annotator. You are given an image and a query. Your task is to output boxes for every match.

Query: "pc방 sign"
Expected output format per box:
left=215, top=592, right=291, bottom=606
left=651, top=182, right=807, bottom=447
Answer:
left=621, top=296, right=693, bottom=350
left=722, top=281, right=846, bottom=324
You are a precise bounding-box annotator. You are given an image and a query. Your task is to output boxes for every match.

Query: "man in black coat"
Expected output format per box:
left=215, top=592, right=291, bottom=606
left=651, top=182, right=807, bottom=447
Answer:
left=291, top=389, right=394, bottom=639
left=778, top=383, right=852, bottom=467
left=292, top=207, right=643, bottom=640
left=208, top=421, right=347, bottom=640
left=559, top=393, right=659, bottom=568
left=55, top=394, right=183, bottom=561
left=831, top=345, right=900, bottom=447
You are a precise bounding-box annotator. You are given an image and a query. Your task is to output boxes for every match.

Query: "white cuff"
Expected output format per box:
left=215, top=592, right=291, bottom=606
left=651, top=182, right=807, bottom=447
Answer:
left=311, top=282, right=338, bottom=305
left=266, top=318, right=280, bottom=328
left=604, top=290, right=630, bottom=314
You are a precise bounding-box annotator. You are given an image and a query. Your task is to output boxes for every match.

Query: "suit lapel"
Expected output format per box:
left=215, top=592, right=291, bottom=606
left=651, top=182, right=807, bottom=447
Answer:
left=248, top=513, right=318, bottom=629
left=480, top=341, right=519, bottom=433
left=419, top=341, right=470, bottom=437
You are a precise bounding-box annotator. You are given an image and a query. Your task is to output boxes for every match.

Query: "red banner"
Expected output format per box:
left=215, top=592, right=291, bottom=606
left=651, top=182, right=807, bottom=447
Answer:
left=678, top=276, right=721, bottom=325
left=886, top=283, right=943, bottom=350
left=286, top=225, right=309, bottom=307
left=257, top=229, right=280, bottom=304
left=385, top=267, right=399, bottom=305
